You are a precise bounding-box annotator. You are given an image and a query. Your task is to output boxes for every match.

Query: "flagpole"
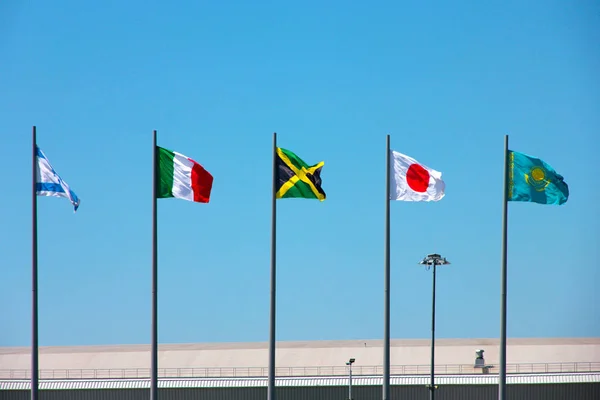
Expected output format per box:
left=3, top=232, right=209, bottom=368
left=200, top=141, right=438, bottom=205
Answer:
left=499, top=134, right=509, bottom=400
left=31, top=126, right=39, bottom=400
left=383, top=134, right=391, bottom=400
left=151, top=129, right=158, bottom=400
left=268, top=132, right=277, bottom=400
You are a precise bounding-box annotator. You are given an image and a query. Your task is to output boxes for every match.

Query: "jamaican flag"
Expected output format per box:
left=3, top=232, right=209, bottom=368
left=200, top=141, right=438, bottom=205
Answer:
left=275, top=147, right=326, bottom=201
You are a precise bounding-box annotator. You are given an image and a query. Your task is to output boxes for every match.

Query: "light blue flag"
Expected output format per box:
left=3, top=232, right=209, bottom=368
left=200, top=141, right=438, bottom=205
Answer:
left=508, top=150, right=568, bottom=205
left=36, top=146, right=80, bottom=211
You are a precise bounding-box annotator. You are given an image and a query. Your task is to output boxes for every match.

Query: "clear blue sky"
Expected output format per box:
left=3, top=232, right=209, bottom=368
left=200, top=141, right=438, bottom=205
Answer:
left=1, top=0, right=598, bottom=347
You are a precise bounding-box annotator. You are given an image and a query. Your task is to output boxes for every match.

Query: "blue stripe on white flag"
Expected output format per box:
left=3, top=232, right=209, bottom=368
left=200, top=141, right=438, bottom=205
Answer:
left=36, top=183, right=65, bottom=193
left=35, top=147, right=47, bottom=160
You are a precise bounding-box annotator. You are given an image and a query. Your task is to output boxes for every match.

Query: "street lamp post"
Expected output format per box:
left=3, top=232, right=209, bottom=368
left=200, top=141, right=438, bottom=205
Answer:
left=419, top=253, right=451, bottom=400
left=346, top=358, right=355, bottom=400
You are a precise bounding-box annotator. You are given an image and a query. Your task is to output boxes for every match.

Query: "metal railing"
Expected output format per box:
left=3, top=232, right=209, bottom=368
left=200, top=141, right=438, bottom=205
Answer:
left=1, top=362, right=599, bottom=380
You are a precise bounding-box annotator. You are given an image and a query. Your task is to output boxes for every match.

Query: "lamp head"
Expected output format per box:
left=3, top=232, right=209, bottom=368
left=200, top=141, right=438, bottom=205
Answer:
left=419, top=253, right=451, bottom=267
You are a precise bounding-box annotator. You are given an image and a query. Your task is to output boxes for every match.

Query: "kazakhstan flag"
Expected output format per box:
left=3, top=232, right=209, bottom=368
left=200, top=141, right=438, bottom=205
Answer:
left=508, top=150, right=569, bottom=205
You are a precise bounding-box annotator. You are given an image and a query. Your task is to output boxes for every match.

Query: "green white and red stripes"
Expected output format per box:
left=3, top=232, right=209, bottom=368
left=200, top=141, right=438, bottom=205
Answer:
left=156, top=146, right=213, bottom=203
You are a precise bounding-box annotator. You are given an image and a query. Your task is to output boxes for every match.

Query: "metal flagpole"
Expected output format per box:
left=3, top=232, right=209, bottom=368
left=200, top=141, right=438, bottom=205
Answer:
left=151, top=130, right=158, bottom=400
left=499, top=134, right=509, bottom=400
left=268, top=132, right=277, bottom=400
left=383, top=134, right=391, bottom=400
left=31, top=126, right=39, bottom=400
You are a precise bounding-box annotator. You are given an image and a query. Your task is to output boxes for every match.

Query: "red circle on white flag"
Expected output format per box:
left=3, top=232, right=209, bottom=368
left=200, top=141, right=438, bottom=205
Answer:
left=406, top=164, right=430, bottom=192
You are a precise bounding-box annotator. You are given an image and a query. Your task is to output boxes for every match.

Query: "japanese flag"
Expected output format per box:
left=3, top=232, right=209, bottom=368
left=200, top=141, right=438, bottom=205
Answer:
left=389, top=150, right=445, bottom=201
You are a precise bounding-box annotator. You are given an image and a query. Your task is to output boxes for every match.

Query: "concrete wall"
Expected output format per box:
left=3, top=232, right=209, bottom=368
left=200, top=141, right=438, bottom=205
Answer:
left=2, top=383, right=600, bottom=400
left=2, top=338, right=599, bottom=372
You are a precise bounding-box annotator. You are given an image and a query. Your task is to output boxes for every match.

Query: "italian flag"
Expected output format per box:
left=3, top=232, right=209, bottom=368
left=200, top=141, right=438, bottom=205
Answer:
left=156, top=146, right=213, bottom=203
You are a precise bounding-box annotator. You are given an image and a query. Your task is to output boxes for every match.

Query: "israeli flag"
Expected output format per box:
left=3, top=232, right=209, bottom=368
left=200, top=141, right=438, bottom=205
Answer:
left=36, top=146, right=80, bottom=211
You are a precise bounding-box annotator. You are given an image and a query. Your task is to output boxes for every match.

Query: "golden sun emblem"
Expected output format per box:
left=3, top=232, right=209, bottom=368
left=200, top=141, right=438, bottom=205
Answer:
left=525, top=166, right=550, bottom=192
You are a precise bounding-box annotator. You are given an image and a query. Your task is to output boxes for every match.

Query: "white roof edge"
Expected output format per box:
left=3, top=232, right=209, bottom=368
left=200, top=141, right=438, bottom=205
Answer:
left=1, top=372, right=599, bottom=390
